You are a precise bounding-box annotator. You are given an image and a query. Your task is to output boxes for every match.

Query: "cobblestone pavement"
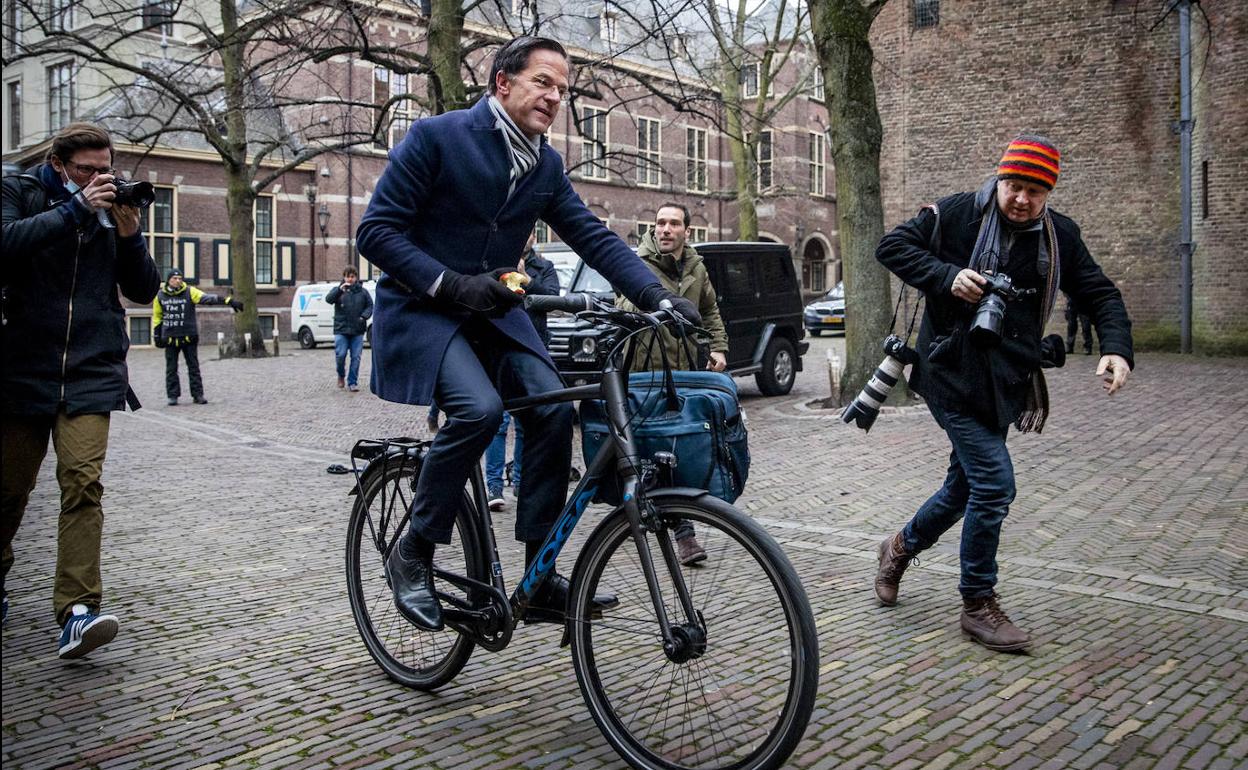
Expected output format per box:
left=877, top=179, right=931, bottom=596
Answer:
left=3, top=338, right=1246, bottom=770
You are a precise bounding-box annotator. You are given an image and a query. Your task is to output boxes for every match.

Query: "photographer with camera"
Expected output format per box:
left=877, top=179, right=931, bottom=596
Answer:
left=1, top=122, right=159, bottom=658
left=871, top=135, right=1133, bottom=652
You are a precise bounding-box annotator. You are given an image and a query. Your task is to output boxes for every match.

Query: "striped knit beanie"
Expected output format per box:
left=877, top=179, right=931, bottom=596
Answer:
left=997, top=134, right=1060, bottom=190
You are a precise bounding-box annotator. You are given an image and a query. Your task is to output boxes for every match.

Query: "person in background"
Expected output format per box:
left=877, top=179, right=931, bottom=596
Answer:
left=153, top=268, right=243, bottom=405
left=325, top=265, right=373, bottom=392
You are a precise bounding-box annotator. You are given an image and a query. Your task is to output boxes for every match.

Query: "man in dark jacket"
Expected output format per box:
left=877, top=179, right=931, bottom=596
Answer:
left=872, top=135, right=1133, bottom=652
left=1, top=122, right=159, bottom=659
left=153, top=268, right=242, bottom=405
left=356, top=36, right=698, bottom=632
left=324, top=265, right=373, bottom=392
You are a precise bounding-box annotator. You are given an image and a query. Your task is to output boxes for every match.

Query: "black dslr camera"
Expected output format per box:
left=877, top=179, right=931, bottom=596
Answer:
left=841, top=334, right=919, bottom=433
left=968, top=272, right=1035, bottom=347
left=113, top=179, right=156, bottom=209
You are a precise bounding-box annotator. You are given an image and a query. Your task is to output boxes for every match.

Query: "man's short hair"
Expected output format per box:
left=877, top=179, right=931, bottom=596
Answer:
left=488, top=36, right=568, bottom=94
left=46, top=122, right=113, bottom=164
left=343, top=265, right=358, bottom=278
left=656, top=202, right=691, bottom=228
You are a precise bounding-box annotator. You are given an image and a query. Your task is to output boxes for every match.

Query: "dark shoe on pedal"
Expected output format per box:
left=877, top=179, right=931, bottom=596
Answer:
left=875, top=531, right=915, bottom=606
left=961, top=593, right=1031, bottom=653
left=526, top=573, right=618, bottom=625
left=677, top=535, right=707, bottom=566
left=385, top=545, right=444, bottom=632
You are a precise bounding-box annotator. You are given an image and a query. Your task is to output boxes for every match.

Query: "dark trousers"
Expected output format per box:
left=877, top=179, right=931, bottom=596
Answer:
left=165, top=341, right=203, bottom=399
left=1065, top=304, right=1092, bottom=353
left=405, top=323, right=574, bottom=545
left=901, top=403, right=1015, bottom=599
left=1, top=412, right=110, bottom=625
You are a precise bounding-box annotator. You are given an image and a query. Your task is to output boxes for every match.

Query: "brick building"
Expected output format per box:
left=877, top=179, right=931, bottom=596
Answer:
left=870, top=0, right=1247, bottom=354
left=3, top=3, right=839, bottom=347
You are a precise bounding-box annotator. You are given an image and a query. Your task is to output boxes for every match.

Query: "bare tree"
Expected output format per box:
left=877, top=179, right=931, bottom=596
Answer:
left=808, top=0, right=895, bottom=401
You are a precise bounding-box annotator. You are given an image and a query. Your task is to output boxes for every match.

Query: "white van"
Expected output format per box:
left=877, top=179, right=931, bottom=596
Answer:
left=290, top=279, right=376, bottom=349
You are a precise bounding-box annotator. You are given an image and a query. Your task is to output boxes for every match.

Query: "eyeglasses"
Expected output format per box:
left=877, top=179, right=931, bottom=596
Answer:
left=524, top=74, right=569, bottom=103
left=64, top=161, right=114, bottom=177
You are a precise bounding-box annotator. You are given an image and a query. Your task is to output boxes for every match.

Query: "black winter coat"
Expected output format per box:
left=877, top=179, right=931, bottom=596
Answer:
left=2, top=164, right=160, bottom=415
left=325, top=282, right=374, bottom=336
left=876, top=190, right=1134, bottom=428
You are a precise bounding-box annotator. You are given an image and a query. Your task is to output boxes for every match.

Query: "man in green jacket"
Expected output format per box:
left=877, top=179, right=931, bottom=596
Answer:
left=617, top=202, right=730, bottom=565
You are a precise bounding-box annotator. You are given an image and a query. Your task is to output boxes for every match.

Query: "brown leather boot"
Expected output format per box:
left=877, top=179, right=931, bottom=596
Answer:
left=874, top=532, right=914, bottom=606
left=961, top=594, right=1032, bottom=652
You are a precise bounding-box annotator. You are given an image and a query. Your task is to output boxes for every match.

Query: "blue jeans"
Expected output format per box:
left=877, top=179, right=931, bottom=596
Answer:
left=334, top=333, right=364, bottom=387
left=486, top=413, right=524, bottom=492
left=901, top=403, right=1016, bottom=599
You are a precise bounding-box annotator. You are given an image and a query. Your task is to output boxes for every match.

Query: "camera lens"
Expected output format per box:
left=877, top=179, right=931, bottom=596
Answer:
left=969, top=294, right=1007, bottom=347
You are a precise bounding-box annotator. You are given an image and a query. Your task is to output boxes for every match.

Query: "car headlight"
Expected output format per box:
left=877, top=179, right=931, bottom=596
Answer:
left=580, top=337, right=597, bottom=356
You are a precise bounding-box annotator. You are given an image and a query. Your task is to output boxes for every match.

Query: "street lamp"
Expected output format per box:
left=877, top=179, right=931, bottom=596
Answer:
left=305, top=184, right=318, bottom=282
left=318, top=203, right=331, bottom=248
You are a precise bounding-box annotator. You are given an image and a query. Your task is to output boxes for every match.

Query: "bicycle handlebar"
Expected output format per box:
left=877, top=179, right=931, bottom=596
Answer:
left=523, top=293, right=597, bottom=314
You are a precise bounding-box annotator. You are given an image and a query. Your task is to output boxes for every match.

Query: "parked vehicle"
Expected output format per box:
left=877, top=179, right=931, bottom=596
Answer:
left=803, top=281, right=845, bottom=336
left=548, top=242, right=809, bottom=396
left=532, top=242, right=580, bottom=294
left=290, top=279, right=376, bottom=349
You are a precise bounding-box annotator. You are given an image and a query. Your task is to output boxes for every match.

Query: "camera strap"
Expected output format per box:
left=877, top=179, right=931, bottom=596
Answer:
left=889, top=202, right=941, bottom=345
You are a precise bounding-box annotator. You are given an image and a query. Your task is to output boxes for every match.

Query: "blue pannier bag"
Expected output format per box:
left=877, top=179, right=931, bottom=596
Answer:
left=580, top=370, right=750, bottom=506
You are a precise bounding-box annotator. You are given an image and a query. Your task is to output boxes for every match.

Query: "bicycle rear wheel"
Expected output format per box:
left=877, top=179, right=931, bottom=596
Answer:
left=568, top=494, right=819, bottom=770
left=346, top=458, right=481, bottom=690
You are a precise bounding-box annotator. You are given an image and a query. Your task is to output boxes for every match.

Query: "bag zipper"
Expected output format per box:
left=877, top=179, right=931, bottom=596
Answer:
left=58, top=229, right=83, bottom=403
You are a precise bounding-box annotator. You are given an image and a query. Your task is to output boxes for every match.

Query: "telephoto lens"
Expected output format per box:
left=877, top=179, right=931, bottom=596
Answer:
left=841, top=335, right=919, bottom=433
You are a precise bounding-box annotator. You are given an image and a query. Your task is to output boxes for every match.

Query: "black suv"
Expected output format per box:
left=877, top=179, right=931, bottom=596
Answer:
left=545, top=242, right=809, bottom=396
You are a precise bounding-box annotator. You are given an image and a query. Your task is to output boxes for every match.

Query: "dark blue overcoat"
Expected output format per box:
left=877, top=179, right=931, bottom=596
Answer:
left=357, top=97, right=659, bottom=406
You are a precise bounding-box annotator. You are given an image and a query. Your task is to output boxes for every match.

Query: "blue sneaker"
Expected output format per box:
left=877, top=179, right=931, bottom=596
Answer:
left=58, top=604, right=119, bottom=660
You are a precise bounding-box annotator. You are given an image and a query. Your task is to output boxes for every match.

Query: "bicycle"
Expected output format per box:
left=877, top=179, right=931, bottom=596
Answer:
left=345, top=294, right=819, bottom=770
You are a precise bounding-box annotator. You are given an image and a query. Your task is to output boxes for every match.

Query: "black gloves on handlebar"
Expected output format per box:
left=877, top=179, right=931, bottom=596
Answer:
left=637, top=286, right=702, bottom=327
left=436, top=268, right=524, bottom=317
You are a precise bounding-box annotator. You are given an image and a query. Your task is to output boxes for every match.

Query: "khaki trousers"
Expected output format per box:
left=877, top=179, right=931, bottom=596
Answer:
left=1, top=411, right=110, bottom=626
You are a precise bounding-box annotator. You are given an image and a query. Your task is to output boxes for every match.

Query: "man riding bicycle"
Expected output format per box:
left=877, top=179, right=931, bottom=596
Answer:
left=355, top=36, right=700, bottom=632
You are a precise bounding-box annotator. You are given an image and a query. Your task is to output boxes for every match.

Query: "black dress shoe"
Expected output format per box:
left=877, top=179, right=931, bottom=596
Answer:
left=385, top=545, right=444, bottom=631
left=526, top=573, right=618, bottom=625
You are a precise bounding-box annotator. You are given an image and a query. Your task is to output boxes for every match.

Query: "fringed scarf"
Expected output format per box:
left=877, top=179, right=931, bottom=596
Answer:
left=968, top=179, right=1061, bottom=433
left=486, top=95, right=541, bottom=199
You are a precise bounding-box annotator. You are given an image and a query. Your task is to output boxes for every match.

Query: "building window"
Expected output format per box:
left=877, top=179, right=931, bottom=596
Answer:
left=253, top=194, right=275, bottom=286
left=741, top=61, right=759, bottom=99
left=600, top=9, right=618, bottom=46
left=534, top=221, right=551, bottom=243
left=686, top=126, right=708, bottom=193
left=914, top=0, right=939, bottom=28
left=4, top=0, right=22, bottom=54
left=46, top=62, right=74, bottom=131
left=128, top=315, right=152, bottom=346
left=49, top=0, right=74, bottom=31
left=373, top=68, right=413, bottom=150
left=141, top=0, right=173, bottom=34
left=690, top=225, right=708, bottom=242
left=258, top=314, right=277, bottom=339
left=636, top=116, right=661, bottom=187
left=357, top=254, right=377, bottom=280
left=809, top=132, right=825, bottom=197
left=6, top=80, right=20, bottom=150
left=1201, top=159, right=1209, bottom=220
left=810, top=260, right=826, bottom=292
left=755, top=130, right=773, bottom=193
left=140, top=186, right=176, bottom=276
left=579, top=105, right=609, bottom=180
left=810, top=66, right=824, bottom=101
left=635, top=221, right=654, bottom=242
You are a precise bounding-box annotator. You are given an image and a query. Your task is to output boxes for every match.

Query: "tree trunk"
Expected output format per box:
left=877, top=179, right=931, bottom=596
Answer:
left=809, top=0, right=895, bottom=401
left=427, top=0, right=468, bottom=114
left=219, top=0, right=265, bottom=356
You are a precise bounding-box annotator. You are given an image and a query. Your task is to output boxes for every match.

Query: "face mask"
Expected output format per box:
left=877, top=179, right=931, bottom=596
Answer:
left=62, top=170, right=115, bottom=230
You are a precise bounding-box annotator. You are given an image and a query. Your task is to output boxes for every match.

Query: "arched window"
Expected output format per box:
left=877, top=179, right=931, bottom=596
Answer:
left=802, top=238, right=827, bottom=292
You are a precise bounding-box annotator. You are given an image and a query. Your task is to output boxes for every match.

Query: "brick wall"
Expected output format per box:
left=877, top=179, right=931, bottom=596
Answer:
left=870, top=0, right=1247, bottom=353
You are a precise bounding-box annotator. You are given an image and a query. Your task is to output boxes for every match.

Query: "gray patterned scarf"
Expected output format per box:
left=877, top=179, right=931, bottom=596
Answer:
left=486, top=95, right=541, bottom=198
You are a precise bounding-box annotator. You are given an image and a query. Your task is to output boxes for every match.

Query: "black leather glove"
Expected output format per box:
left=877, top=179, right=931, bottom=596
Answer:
left=1040, top=333, right=1066, bottom=369
left=637, top=285, right=702, bottom=327
left=436, top=268, right=524, bottom=317
left=226, top=297, right=245, bottom=313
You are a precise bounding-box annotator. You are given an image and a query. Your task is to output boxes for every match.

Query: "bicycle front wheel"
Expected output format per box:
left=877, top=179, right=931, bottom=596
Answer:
left=346, top=459, right=481, bottom=690
left=568, top=494, right=819, bottom=770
